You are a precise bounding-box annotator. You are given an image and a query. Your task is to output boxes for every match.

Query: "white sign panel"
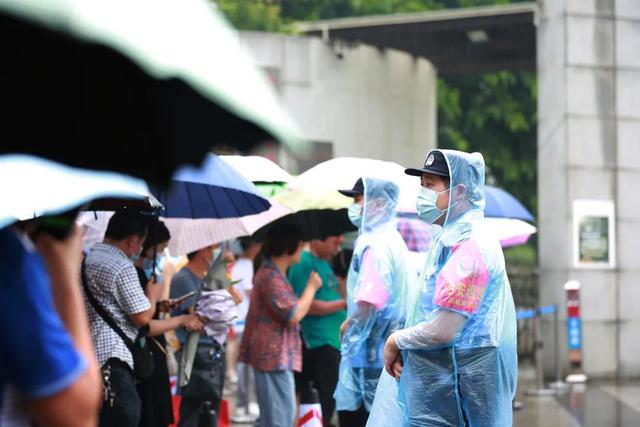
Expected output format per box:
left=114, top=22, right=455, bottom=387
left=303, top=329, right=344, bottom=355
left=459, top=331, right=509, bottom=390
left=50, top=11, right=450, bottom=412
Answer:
left=572, top=200, right=615, bottom=269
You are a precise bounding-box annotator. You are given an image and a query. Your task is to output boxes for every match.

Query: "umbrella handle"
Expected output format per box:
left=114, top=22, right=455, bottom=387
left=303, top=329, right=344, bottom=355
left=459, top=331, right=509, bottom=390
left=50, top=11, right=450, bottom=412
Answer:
left=178, top=331, right=200, bottom=387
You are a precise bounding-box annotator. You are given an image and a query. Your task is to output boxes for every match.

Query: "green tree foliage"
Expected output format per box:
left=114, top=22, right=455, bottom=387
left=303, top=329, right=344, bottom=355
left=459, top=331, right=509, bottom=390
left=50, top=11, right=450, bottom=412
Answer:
left=280, top=0, right=354, bottom=20
left=216, top=0, right=287, bottom=32
left=215, top=0, right=537, bottom=217
left=340, top=0, right=520, bottom=16
left=438, top=72, right=537, bottom=216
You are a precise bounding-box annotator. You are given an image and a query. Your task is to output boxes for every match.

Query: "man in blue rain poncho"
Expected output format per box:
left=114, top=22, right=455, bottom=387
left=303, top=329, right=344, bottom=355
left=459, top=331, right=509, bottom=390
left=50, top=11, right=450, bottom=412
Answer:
left=367, top=149, right=517, bottom=427
left=334, top=177, right=414, bottom=427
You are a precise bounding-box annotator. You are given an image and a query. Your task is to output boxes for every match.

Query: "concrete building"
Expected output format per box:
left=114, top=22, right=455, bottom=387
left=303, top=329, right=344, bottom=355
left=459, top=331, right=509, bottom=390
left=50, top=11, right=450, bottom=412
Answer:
left=238, top=32, right=437, bottom=173
left=537, top=0, right=640, bottom=378
left=299, top=1, right=640, bottom=378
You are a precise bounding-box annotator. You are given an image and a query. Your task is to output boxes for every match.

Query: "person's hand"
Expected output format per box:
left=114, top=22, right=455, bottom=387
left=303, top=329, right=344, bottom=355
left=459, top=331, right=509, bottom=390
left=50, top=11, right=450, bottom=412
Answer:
left=157, top=300, right=171, bottom=313
left=390, top=354, right=403, bottom=380
left=157, top=296, right=184, bottom=313
left=227, top=286, right=243, bottom=305
left=339, top=318, right=350, bottom=338
left=223, top=250, right=235, bottom=273
left=338, top=277, right=347, bottom=299
left=161, top=261, right=177, bottom=280
left=307, top=271, right=322, bottom=291
left=33, top=225, right=83, bottom=283
left=181, top=314, right=204, bottom=332
left=384, top=334, right=403, bottom=380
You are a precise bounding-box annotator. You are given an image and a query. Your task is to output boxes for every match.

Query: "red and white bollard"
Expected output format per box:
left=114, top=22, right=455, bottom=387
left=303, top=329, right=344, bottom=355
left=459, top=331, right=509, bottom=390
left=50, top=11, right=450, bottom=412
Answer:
left=298, top=382, right=323, bottom=427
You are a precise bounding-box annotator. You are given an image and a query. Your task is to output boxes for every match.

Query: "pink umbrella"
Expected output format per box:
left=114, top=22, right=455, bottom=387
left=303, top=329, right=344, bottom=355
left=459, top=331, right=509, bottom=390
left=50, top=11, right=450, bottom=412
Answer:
left=397, top=216, right=536, bottom=251
left=483, top=218, right=537, bottom=248
left=162, top=201, right=292, bottom=255
left=76, top=201, right=293, bottom=256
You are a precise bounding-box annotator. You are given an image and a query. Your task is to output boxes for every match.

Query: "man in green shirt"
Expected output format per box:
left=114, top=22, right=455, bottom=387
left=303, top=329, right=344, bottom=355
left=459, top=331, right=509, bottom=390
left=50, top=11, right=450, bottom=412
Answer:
left=289, top=234, right=347, bottom=427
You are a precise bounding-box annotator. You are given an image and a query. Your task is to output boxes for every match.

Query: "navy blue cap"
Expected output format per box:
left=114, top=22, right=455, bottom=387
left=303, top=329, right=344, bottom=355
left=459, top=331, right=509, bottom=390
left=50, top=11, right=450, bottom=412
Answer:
left=405, top=150, right=450, bottom=177
left=338, top=178, right=364, bottom=197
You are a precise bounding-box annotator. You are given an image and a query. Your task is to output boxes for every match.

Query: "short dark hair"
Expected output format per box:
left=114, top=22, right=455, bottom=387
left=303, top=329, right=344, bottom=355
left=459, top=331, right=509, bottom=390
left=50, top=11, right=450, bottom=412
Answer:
left=238, top=236, right=258, bottom=252
left=104, top=211, right=148, bottom=241
left=142, top=219, right=171, bottom=253
left=186, top=251, right=198, bottom=261
left=263, top=223, right=303, bottom=258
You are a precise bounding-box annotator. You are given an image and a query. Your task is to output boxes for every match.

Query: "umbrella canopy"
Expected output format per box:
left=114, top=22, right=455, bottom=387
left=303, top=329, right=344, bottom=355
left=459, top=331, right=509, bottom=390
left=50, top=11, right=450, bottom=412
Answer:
left=269, top=185, right=356, bottom=241
left=253, top=208, right=357, bottom=242
left=484, top=186, right=534, bottom=222
left=0, top=155, right=156, bottom=229
left=152, top=154, right=271, bottom=220
left=255, top=182, right=289, bottom=198
left=397, top=216, right=433, bottom=252
left=483, top=217, right=537, bottom=248
left=220, top=155, right=293, bottom=184
left=162, top=201, right=292, bottom=256
left=77, top=211, right=113, bottom=249
left=274, top=187, right=353, bottom=211
left=292, top=157, right=534, bottom=221
left=396, top=214, right=536, bottom=250
left=290, top=157, right=417, bottom=212
left=0, top=0, right=306, bottom=185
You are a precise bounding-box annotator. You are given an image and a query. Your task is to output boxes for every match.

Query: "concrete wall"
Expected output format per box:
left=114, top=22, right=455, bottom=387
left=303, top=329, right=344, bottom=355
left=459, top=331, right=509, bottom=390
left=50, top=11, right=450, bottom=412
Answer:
left=538, top=0, right=640, bottom=378
left=239, top=32, right=437, bottom=173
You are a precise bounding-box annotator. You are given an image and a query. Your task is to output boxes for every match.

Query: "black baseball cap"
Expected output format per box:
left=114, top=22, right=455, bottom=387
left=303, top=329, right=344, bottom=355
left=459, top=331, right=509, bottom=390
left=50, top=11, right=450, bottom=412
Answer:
left=338, top=178, right=364, bottom=197
left=405, top=150, right=450, bottom=177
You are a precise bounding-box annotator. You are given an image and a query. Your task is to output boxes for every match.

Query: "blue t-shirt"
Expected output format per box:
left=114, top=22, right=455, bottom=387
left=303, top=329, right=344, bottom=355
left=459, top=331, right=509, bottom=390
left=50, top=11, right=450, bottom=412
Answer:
left=0, top=228, right=86, bottom=411
left=170, top=267, right=213, bottom=346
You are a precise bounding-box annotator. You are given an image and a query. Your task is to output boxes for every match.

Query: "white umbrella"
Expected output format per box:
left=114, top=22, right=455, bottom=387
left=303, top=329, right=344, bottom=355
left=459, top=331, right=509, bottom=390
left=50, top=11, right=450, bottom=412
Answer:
left=290, top=157, right=419, bottom=212
left=76, top=202, right=292, bottom=256
left=77, top=211, right=114, bottom=249
left=220, top=155, right=293, bottom=183
left=293, top=157, right=535, bottom=222
left=163, top=201, right=292, bottom=255
left=0, top=155, right=153, bottom=229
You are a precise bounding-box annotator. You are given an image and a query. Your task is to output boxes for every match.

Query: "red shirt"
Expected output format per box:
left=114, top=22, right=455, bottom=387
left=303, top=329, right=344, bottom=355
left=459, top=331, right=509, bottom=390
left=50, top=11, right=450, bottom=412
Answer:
left=238, top=261, right=301, bottom=372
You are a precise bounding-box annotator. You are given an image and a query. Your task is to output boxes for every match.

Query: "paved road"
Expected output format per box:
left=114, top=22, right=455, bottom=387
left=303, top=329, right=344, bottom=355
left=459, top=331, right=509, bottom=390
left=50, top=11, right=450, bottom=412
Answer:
left=225, top=367, right=640, bottom=426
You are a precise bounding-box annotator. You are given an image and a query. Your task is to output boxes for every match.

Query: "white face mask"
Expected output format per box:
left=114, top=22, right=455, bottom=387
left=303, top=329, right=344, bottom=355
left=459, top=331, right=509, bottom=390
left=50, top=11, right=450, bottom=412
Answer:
left=142, top=254, right=165, bottom=279
left=347, top=203, right=362, bottom=227
left=129, top=246, right=143, bottom=262
left=416, top=187, right=451, bottom=224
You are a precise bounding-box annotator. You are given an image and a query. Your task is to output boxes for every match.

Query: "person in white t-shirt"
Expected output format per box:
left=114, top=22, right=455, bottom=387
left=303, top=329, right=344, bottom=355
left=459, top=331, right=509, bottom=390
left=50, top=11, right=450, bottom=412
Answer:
left=229, top=237, right=262, bottom=423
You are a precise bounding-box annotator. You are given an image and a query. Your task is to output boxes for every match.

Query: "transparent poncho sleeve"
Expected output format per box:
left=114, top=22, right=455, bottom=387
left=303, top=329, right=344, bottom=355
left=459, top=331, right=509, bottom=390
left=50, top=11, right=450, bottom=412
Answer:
left=395, top=238, right=490, bottom=350
left=341, top=247, right=392, bottom=357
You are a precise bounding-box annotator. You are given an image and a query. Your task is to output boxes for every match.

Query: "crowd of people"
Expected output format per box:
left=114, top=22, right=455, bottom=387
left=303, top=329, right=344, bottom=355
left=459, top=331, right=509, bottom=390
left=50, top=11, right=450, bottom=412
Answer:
left=1, top=148, right=518, bottom=427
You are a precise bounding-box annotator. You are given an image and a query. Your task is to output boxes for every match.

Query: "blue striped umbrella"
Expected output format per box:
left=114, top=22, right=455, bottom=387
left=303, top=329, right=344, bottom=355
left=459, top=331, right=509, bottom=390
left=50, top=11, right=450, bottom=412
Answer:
left=152, top=154, right=270, bottom=219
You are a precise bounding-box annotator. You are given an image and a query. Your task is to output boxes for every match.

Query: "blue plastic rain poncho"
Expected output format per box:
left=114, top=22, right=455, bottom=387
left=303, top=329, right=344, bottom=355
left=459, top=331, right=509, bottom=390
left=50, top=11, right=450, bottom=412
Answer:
left=367, top=150, right=517, bottom=427
left=334, top=177, right=416, bottom=413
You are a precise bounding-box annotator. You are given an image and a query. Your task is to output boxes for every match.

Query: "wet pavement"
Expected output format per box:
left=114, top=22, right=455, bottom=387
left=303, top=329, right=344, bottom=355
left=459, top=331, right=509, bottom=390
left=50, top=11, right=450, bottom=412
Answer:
left=225, top=366, right=640, bottom=426
left=513, top=367, right=640, bottom=427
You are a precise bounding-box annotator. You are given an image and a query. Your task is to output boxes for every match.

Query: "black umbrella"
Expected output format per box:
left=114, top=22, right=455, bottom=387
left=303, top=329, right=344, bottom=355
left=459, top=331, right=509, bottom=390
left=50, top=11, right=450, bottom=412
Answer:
left=254, top=208, right=357, bottom=242
left=0, top=0, right=305, bottom=186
